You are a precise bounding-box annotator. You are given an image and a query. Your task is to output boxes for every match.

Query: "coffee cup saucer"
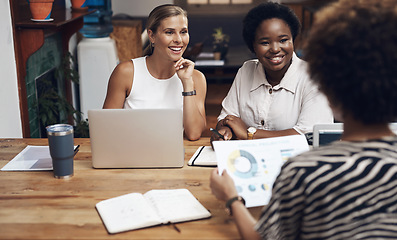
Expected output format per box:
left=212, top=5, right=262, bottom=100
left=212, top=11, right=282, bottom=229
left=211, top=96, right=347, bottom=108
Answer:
left=31, top=18, right=54, bottom=22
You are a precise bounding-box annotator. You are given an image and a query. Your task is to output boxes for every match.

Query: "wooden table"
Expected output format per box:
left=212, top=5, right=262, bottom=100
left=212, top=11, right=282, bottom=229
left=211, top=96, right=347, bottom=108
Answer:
left=0, top=138, right=262, bottom=239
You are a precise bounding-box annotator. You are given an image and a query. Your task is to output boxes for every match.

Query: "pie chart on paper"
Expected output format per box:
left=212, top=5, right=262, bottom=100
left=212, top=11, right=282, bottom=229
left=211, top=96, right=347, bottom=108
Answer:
left=227, top=150, right=258, bottom=179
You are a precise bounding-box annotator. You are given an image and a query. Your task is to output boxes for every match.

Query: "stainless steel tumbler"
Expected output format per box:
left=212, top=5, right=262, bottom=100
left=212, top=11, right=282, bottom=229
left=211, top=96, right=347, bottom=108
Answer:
left=46, top=124, right=74, bottom=179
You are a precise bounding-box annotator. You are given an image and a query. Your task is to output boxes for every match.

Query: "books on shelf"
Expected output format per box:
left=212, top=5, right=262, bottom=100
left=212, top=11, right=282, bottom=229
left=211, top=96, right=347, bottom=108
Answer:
left=96, top=188, right=211, bottom=234
left=194, top=60, right=225, bottom=66
left=194, top=52, right=225, bottom=66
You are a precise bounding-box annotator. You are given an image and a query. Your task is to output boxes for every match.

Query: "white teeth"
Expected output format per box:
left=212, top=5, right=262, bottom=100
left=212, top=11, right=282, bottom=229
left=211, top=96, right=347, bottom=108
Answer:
left=170, top=47, right=182, bottom=51
left=271, top=57, right=283, bottom=61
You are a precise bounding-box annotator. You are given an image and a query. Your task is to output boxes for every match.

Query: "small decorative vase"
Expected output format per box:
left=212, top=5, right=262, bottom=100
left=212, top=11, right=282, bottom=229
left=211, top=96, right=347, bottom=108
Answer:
left=213, top=43, right=229, bottom=60
left=71, top=0, right=88, bottom=12
left=29, top=0, right=54, bottom=21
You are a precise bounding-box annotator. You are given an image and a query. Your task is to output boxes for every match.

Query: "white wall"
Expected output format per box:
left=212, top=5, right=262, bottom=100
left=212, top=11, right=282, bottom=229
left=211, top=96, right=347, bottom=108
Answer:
left=112, top=0, right=173, bottom=17
left=0, top=1, right=23, bottom=138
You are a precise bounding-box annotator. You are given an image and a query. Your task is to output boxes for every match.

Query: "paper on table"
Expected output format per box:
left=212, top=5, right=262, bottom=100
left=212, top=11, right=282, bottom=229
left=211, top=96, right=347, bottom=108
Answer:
left=212, top=135, right=310, bottom=207
left=1, top=146, right=52, bottom=171
left=1, top=145, right=78, bottom=171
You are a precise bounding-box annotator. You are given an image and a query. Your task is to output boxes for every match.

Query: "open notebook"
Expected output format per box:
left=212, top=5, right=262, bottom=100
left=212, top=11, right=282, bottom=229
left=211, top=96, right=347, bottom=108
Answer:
left=96, top=189, right=211, bottom=234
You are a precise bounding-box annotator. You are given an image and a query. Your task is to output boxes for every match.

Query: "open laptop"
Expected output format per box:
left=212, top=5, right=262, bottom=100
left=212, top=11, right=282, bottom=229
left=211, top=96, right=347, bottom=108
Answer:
left=312, top=123, right=397, bottom=148
left=312, top=123, right=343, bottom=148
left=88, top=109, right=184, bottom=168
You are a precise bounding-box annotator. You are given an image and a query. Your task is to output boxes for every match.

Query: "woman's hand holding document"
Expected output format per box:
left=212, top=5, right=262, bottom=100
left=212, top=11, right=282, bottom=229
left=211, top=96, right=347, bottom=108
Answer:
left=212, top=135, right=309, bottom=207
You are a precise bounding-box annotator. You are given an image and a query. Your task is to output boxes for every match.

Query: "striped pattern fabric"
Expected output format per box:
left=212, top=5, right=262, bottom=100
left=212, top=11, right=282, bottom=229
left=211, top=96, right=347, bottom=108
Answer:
left=255, top=136, right=397, bottom=239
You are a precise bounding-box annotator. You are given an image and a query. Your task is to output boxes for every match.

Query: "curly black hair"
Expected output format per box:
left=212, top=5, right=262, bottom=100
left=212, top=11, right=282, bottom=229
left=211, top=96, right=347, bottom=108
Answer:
left=242, top=2, right=301, bottom=53
left=304, top=0, right=397, bottom=125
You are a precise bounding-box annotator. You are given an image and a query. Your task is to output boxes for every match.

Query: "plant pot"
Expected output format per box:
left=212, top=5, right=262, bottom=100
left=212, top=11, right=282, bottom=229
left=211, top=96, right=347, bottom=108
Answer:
left=70, top=0, right=88, bottom=12
left=214, top=52, right=222, bottom=60
left=29, top=0, right=54, bottom=21
left=213, top=43, right=229, bottom=60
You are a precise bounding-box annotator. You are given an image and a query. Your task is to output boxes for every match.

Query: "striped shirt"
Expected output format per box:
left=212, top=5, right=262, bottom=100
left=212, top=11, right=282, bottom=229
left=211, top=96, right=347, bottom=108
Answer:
left=255, top=136, right=397, bottom=239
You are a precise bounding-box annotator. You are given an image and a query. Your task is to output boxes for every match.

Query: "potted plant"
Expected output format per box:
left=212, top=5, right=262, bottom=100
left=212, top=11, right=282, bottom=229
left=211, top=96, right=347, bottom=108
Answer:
left=36, top=52, right=89, bottom=138
left=29, top=0, right=54, bottom=21
left=70, top=0, right=88, bottom=11
left=212, top=27, right=230, bottom=60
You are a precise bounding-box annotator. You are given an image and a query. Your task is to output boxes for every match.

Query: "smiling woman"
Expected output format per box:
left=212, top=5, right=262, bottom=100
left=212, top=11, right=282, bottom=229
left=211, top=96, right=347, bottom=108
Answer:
left=102, top=4, right=207, bottom=141
left=210, top=2, right=333, bottom=143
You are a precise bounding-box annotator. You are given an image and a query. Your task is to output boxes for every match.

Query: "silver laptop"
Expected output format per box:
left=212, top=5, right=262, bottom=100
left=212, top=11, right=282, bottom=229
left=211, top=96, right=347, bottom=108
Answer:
left=313, top=123, right=397, bottom=148
left=88, top=109, right=184, bottom=168
left=312, top=123, right=343, bottom=148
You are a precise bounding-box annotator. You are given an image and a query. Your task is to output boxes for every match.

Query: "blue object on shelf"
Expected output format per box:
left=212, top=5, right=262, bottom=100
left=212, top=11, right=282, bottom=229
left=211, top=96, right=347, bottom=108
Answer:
left=80, top=0, right=113, bottom=38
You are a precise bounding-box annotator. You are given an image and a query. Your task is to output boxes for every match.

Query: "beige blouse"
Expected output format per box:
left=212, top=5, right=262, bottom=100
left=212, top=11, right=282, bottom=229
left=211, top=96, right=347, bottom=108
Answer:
left=218, top=52, right=333, bottom=134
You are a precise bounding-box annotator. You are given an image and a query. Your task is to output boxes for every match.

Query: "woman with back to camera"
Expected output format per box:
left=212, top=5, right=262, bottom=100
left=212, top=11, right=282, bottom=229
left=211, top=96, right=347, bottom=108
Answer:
left=210, top=0, right=397, bottom=239
left=211, top=2, right=333, bottom=142
left=103, top=4, right=206, bottom=141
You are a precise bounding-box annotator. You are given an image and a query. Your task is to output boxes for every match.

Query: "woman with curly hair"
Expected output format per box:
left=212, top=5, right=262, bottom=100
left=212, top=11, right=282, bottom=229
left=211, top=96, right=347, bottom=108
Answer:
left=210, top=0, right=397, bottom=239
left=210, top=2, right=333, bottom=142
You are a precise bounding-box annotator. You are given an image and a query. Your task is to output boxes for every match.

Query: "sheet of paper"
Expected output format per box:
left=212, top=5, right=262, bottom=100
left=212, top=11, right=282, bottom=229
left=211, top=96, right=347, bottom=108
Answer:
left=188, top=146, right=217, bottom=166
left=213, top=135, right=309, bottom=207
left=1, top=146, right=53, bottom=171
left=1, top=145, right=79, bottom=171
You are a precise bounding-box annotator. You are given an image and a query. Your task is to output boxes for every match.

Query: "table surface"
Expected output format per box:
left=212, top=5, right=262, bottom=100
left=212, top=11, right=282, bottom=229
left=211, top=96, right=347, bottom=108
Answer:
left=0, top=138, right=262, bottom=240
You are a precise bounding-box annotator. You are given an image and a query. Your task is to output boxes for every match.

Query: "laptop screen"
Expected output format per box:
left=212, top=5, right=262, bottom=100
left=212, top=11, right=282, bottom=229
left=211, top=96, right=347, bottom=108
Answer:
left=313, top=122, right=397, bottom=147
left=318, top=130, right=343, bottom=146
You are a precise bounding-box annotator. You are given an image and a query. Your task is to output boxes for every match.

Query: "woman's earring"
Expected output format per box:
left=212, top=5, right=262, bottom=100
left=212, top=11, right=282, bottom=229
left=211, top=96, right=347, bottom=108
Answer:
left=151, top=42, right=155, bottom=47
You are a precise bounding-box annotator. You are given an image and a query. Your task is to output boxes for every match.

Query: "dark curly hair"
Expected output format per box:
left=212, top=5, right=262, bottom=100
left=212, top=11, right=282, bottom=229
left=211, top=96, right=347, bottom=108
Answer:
left=304, top=0, right=397, bottom=125
left=242, top=2, right=301, bottom=53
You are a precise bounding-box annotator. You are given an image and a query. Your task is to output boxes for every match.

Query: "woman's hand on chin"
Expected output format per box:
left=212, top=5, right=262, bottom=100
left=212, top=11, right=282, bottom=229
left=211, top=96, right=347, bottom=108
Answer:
left=175, top=58, right=195, bottom=84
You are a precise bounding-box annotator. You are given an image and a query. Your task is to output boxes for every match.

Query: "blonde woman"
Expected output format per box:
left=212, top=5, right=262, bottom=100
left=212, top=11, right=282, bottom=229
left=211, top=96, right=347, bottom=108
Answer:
left=103, top=4, right=206, bottom=140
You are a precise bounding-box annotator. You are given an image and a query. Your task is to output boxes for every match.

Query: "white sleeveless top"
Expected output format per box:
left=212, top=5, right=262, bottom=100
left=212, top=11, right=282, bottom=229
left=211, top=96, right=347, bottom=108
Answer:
left=123, top=56, right=183, bottom=110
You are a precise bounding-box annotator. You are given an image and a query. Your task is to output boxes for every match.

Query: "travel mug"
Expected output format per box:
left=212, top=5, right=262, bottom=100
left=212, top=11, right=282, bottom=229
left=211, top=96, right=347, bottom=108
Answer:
left=46, top=124, right=74, bottom=179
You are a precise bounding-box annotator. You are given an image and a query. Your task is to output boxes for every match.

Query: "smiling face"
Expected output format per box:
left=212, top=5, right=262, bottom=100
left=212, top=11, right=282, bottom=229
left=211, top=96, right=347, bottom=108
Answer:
left=253, top=18, right=294, bottom=77
left=149, top=15, right=189, bottom=62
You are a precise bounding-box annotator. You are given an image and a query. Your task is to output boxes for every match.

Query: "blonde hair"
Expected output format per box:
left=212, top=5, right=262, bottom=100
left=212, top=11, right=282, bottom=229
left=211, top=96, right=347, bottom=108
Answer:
left=143, top=4, right=188, bottom=56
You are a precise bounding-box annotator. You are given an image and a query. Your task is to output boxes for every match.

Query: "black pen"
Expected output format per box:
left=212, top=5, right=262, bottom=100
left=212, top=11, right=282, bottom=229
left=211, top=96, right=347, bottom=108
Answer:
left=210, top=128, right=225, bottom=140
left=168, top=222, right=181, bottom=233
left=73, top=145, right=80, bottom=157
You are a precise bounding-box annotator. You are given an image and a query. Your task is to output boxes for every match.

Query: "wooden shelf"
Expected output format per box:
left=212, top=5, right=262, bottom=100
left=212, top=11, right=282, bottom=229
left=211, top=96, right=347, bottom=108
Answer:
left=10, top=0, right=95, bottom=137
left=15, top=8, right=95, bottom=29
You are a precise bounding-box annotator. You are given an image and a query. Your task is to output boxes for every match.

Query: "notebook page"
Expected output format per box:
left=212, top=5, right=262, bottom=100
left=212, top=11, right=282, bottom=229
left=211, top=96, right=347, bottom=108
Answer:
left=96, top=193, right=162, bottom=234
left=144, top=189, right=211, bottom=224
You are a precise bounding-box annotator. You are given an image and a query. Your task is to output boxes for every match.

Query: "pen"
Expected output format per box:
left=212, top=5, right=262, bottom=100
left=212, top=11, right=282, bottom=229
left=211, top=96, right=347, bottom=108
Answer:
left=168, top=222, right=181, bottom=233
left=73, top=145, right=80, bottom=157
left=210, top=128, right=225, bottom=140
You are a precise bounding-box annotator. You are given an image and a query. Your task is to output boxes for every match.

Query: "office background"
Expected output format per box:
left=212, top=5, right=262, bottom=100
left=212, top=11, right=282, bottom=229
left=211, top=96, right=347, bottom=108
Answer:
left=0, top=0, right=169, bottom=138
left=1, top=0, right=313, bottom=138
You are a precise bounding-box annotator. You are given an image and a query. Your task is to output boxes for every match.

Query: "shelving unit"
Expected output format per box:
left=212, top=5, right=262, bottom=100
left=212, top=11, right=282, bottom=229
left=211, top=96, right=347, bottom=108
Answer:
left=10, top=0, right=94, bottom=137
